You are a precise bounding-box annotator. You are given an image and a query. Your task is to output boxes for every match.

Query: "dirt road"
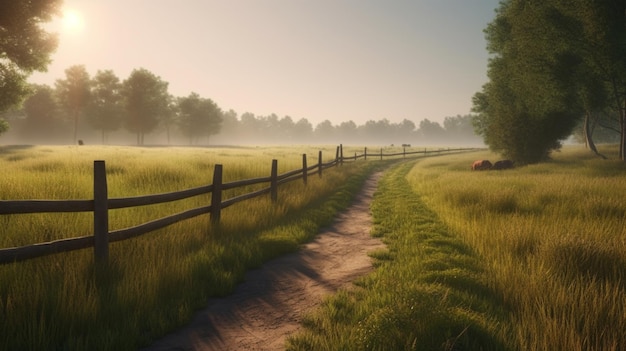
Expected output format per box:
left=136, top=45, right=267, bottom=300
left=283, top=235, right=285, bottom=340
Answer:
left=142, top=172, right=384, bottom=351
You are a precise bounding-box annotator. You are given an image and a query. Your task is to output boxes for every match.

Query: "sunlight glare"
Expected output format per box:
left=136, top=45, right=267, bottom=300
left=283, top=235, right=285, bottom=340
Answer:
left=62, top=9, right=84, bottom=32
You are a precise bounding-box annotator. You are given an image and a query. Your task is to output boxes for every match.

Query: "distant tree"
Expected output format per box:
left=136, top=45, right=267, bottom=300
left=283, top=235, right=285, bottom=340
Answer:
left=0, top=119, right=8, bottom=137
left=278, top=115, right=296, bottom=142
left=22, top=85, right=61, bottom=140
left=215, top=109, right=240, bottom=142
left=56, top=65, right=91, bottom=144
left=0, top=0, right=60, bottom=113
left=418, top=119, right=445, bottom=142
left=443, top=115, right=482, bottom=144
left=336, top=120, right=358, bottom=142
left=293, top=118, right=313, bottom=142
left=314, top=120, right=336, bottom=143
left=87, top=70, right=123, bottom=144
left=177, top=92, right=223, bottom=145
left=396, top=119, right=417, bottom=143
left=159, top=94, right=177, bottom=144
left=122, top=68, right=170, bottom=145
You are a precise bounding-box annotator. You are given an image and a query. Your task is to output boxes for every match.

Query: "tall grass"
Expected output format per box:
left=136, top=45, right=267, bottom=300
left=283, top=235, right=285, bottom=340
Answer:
left=288, top=145, right=626, bottom=350
left=409, top=145, right=626, bottom=350
left=0, top=145, right=379, bottom=350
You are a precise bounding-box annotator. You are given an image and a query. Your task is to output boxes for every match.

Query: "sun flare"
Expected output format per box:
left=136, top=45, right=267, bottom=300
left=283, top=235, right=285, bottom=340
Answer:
left=62, top=9, right=84, bottom=32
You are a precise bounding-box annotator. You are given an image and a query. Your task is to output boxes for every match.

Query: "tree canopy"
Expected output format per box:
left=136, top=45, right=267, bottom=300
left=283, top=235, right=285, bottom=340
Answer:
left=473, top=0, right=626, bottom=163
left=0, top=0, right=61, bottom=113
left=122, top=68, right=170, bottom=145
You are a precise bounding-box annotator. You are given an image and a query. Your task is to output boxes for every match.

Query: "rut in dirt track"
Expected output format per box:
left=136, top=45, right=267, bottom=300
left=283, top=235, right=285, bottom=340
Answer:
left=142, top=171, right=385, bottom=351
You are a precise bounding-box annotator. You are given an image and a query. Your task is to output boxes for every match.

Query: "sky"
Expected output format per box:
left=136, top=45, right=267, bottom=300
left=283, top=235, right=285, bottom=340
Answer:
left=30, top=0, right=501, bottom=127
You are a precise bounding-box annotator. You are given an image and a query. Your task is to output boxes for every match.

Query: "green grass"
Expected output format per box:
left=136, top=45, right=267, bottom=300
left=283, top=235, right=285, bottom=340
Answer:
left=288, top=145, right=626, bottom=350
left=0, top=145, right=384, bottom=350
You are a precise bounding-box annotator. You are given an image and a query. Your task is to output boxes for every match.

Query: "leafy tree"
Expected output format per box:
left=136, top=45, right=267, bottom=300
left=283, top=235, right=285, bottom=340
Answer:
left=336, top=120, right=358, bottom=143
left=473, top=0, right=584, bottom=163
left=314, top=120, right=336, bottom=143
left=157, top=94, right=177, bottom=145
left=177, top=92, right=223, bottom=145
left=122, top=68, right=169, bottom=145
left=556, top=0, right=626, bottom=159
left=22, top=84, right=61, bottom=141
left=418, top=119, right=445, bottom=142
left=0, top=0, right=60, bottom=113
left=293, top=118, right=313, bottom=142
left=87, top=70, right=123, bottom=144
left=0, top=118, right=8, bottom=137
left=55, top=65, right=91, bottom=144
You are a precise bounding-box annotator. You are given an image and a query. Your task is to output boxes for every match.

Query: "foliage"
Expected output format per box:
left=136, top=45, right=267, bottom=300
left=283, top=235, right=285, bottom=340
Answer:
left=176, top=92, right=223, bottom=145
left=0, top=0, right=60, bottom=113
left=121, top=68, right=170, bottom=145
left=55, top=65, right=92, bottom=144
left=0, top=118, right=8, bottom=136
left=87, top=70, right=123, bottom=144
left=473, top=0, right=584, bottom=164
left=22, top=84, right=62, bottom=141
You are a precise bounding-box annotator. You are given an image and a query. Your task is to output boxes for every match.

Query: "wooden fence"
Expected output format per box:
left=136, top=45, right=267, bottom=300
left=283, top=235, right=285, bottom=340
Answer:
left=0, top=145, right=479, bottom=266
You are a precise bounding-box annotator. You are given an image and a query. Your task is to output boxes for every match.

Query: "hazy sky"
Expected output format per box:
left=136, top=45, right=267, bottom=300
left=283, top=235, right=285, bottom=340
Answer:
left=30, top=1, right=500, bottom=126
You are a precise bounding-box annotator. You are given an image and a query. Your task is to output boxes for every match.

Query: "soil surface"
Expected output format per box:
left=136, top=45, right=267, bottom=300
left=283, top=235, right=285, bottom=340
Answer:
left=142, top=172, right=385, bottom=351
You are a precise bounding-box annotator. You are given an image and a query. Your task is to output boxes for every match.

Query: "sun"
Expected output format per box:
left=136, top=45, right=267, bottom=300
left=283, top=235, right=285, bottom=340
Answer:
left=62, top=9, right=84, bottom=32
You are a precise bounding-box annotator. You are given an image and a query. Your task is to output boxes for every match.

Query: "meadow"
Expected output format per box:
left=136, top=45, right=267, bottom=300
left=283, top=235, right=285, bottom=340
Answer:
left=288, top=145, right=626, bottom=350
left=0, top=144, right=384, bottom=350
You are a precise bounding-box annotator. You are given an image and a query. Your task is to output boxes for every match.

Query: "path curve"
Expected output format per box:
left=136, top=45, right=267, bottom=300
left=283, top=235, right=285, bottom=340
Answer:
left=142, top=172, right=385, bottom=351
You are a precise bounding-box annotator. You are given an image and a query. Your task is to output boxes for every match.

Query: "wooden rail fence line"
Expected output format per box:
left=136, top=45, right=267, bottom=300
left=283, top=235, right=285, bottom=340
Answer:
left=0, top=145, right=479, bottom=266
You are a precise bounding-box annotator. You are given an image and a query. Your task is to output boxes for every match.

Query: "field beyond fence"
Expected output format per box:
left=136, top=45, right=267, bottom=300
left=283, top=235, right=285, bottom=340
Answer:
left=0, top=144, right=479, bottom=267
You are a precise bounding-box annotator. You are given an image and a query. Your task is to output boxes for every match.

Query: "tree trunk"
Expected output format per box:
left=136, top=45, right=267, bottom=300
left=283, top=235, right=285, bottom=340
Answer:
left=584, top=112, right=606, bottom=159
left=73, top=110, right=79, bottom=144
left=621, top=98, right=626, bottom=161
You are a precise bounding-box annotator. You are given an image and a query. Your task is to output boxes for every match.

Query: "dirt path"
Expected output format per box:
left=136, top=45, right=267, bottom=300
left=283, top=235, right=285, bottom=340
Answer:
left=142, top=172, right=385, bottom=351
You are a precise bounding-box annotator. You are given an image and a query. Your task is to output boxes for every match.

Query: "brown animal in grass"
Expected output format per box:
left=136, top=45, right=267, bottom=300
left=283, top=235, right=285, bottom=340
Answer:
left=471, top=160, right=492, bottom=170
left=492, top=159, right=514, bottom=170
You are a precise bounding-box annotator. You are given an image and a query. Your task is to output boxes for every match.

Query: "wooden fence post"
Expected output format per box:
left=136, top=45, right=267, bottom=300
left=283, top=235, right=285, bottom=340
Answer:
left=302, top=153, right=307, bottom=185
left=335, top=146, right=340, bottom=165
left=403, top=147, right=406, bottom=158
left=210, top=164, right=223, bottom=224
left=271, top=159, right=278, bottom=202
left=318, top=150, right=322, bottom=178
left=364, top=147, right=367, bottom=161
left=93, top=160, right=109, bottom=265
left=380, top=148, right=383, bottom=161
left=340, top=144, right=343, bottom=165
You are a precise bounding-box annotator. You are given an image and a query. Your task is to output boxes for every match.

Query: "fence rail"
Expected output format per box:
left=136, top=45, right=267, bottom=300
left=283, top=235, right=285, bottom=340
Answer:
left=0, top=145, right=480, bottom=265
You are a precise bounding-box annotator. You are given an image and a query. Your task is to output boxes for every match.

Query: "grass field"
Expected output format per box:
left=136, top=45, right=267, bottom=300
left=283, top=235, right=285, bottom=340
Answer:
left=0, top=145, right=384, bottom=350
left=288, top=145, right=626, bottom=350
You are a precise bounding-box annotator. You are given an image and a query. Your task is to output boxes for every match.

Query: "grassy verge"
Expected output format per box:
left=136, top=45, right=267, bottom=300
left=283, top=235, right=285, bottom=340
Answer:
left=287, top=160, right=506, bottom=350
left=0, top=145, right=382, bottom=350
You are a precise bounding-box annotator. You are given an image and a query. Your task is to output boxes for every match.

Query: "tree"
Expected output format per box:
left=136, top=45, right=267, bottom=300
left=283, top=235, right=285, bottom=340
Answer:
left=418, top=119, right=445, bottom=142
left=293, top=118, right=313, bottom=142
left=0, top=118, right=8, bottom=138
left=87, top=70, right=123, bottom=144
left=22, top=84, right=61, bottom=141
left=56, top=65, right=91, bottom=144
left=122, top=68, right=169, bottom=145
left=555, top=0, right=626, bottom=159
left=177, top=92, right=223, bottom=145
left=314, top=120, right=336, bottom=143
left=0, top=0, right=60, bottom=113
left=472, top=0, right=584, bottom=163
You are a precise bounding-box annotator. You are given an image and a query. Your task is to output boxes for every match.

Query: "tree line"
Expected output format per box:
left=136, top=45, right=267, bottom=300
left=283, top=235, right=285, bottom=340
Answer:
left=473, top=0, right=626, bottom=163
left=0, top=64, right=482, bottom=146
